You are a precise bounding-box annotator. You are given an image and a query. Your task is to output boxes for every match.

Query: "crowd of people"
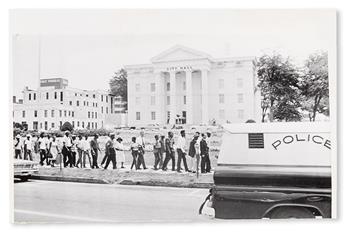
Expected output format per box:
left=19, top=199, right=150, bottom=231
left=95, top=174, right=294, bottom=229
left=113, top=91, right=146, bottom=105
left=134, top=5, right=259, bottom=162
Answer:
left=13, top=129, right=213, bottom=174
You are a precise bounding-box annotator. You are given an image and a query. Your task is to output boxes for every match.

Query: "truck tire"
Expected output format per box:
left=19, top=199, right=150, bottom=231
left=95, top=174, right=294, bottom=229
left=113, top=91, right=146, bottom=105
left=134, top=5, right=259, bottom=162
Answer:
left=269, top=207, right=315, bottom=219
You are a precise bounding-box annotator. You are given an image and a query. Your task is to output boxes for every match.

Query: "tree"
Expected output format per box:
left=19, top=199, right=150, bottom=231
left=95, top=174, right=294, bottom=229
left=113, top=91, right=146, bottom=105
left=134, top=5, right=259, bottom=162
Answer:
left=109, top=68, right=128, bottom=109
left=61, top=121, right=73, bottom=132
left=257, top=54, right=302, bottom=122
left=300, top=52, right=329, bottom=121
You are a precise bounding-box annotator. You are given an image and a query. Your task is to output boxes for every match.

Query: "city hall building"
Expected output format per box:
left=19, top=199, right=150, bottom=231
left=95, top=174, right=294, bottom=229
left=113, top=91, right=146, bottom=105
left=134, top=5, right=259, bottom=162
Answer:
left=13, top=78, right=127, bottom=131
left=125, top=45, right=261, bottom=126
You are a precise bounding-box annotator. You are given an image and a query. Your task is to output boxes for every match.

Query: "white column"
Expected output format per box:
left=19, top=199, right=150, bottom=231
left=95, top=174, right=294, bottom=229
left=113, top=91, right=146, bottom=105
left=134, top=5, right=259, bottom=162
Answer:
left=169, top=71, right=177, bottom=124
left=201, top=70, right=209, bottom=125
left=154, top=72, right=162, bottom=124
left=185, top=70, right=193, bottom=124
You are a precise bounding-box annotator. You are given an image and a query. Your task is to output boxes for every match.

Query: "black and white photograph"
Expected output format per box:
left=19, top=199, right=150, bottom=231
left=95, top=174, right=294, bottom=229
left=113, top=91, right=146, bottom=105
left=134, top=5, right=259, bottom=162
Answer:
left=9, top=9, right=337, bottom=223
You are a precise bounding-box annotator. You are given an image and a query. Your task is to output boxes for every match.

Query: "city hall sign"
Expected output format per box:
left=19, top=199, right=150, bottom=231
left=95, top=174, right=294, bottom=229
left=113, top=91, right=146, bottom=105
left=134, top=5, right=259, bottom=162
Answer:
left=166, top=66, right=193, bottom=71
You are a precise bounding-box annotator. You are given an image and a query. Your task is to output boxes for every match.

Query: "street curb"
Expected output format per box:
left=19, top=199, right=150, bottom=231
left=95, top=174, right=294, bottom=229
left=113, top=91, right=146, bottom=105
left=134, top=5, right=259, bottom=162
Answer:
left=119, top=179, right=213, bottom=189
left=31, top=175, right=109, bottom=184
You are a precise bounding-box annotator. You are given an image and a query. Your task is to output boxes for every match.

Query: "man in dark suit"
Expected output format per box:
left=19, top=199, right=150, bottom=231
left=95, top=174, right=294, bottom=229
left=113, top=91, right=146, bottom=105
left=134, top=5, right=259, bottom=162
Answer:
left=162, top=131, right=175, bottom=171
left=200, top=133, right=211, bottom=173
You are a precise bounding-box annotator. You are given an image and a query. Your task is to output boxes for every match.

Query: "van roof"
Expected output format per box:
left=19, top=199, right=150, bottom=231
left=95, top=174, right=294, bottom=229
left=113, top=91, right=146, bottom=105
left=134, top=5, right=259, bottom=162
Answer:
left=222, top=122, right=331, bottom=134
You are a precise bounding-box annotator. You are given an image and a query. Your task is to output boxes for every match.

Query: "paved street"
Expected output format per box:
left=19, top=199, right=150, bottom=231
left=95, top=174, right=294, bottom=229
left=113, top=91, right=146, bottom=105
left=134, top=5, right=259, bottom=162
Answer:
left=14, top=180, right=212, bottom=223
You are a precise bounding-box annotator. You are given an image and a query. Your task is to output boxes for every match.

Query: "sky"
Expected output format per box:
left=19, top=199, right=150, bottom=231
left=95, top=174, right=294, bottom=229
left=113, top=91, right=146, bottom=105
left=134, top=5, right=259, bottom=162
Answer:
left=10, top=9, right=335, bottom=97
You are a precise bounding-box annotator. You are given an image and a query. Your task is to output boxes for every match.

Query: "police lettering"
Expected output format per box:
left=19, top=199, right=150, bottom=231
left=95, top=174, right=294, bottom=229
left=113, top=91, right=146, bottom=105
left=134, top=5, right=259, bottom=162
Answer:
left=272, top=134, right=331, bottom=150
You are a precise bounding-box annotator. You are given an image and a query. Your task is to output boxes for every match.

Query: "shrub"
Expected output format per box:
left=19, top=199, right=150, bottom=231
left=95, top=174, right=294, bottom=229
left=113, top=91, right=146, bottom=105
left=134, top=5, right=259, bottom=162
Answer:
left=61, top=122, right=73, bottom=132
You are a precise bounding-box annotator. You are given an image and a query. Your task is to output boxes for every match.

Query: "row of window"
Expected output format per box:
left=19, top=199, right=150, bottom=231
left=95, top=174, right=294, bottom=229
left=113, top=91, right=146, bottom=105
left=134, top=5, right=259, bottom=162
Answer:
left=87, top=111, right=98, bottom=119
left=134, top=78, right=244, bottom=92
left=22, top=110, right=75, bottom=118
left=134, top=94, right=245, bottom=106
left=28, top=92, right=113, bottom=104
left=32, top=120, right=100, bottom=131
left=134, top=109, right=245, bottom=121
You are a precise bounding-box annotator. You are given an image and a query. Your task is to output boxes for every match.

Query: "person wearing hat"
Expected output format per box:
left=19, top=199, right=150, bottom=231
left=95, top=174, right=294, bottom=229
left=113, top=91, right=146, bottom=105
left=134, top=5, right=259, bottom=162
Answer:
left=23, top=134, right=33, bottom=161
left=14, top=134, right=23, bottom=159
left=115, top=137, right=125, bottom=169
left=90, top=134, right=101, bottom=169
left=104, top=133, right=117, bottom=169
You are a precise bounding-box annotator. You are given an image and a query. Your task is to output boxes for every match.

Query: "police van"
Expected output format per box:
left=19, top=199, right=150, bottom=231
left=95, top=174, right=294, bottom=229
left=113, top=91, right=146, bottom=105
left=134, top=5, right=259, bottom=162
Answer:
left=200, top=122, right=332, bottom=219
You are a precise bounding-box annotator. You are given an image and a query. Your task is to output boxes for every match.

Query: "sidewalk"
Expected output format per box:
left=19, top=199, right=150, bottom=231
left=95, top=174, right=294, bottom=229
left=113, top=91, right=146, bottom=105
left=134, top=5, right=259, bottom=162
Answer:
left=32, top=165, right=214, bottom=188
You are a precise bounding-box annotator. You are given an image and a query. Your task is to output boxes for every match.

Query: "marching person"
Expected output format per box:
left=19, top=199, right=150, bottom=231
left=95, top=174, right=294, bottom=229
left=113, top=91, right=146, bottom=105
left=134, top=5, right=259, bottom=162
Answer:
left=70, top=135, right=77, bottom=167
left=130, top=137, right=139, bottom=170
left=188, top=132, right=201, bottom=173
left=23, top=134, right=33, bottom=161
left=194, top=132, right=202, bottom=175
left=38, top=133, right=49, bottom=165
left=82, top=135, right=93, bottom=168
left=159, top=135, right=166, bottom=169
left=200, top=133, right=211, bottom=173
left=104, top=133, right=117, bottom=169
left=115, top=137, right=126, bottom=169
left=153, top=135, right=162, bottom=170
left=62, top=131, right=72, bottom=167
left=176, top=130, right=190, bottom=173
left=136, top=130, right=147, bottom=170
left=49, top=136, right=60, bottom=167
left=162, top=131, right=175, bottom=171
left=14, top=134, right=23, bottom=159
left=75, top=135, right=84, bottom=168
left=100, top=134, right=111, bottom=168
left=90, top=134, right=101, bottom=169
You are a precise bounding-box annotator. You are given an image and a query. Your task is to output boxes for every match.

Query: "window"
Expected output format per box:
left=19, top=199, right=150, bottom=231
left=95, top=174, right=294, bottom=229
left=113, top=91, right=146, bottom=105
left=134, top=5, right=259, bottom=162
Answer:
left=77, top=121, right=80, bottom=127
left=77, top=100, right=79, bottom=106
left=101, top=95, right=103, bottom=102
left=75, top=93, right=77, bottom=96
left=151, top=111, right=156, bottom=120
left=54, top=92, right=57, bottom=99
left=88, top=112, right=90, bottom=118
left=46, top=92, right=49, bottom=100
left=95, top=112, right=97, bottom=119
left=93, top=94, right=96, bottom=98
left=219, top=109, right=225, bottom=119
left=150, top=83, right=156, bottom=92
left=60, top=121, right=62, bottom=128
left=183, top=81, right=186, bottom=90
left=22, top=110, right=25, bottom=118
left=33, top=93, right=36, bottom=100
left=28, top=93, right=31, bottom=101
left=166, top=82, right=170, bottom=91
left=219, top=79, right=224, bottom=89
left=101, top=107, right=103, bottom=114
left=60, top=92, right=63, bottom=101
left=136, top=112, right=141, bottom=120
left=72, top=111, right=74, bottom=117
left=106, top=96, right=108, bottom=103
left=237, top=93, right=244, bottom=103
left=135, top=97, right=140, bottom=105
left=51, top=110, right=54, bottom=117
left=238, top=109, right=244, bottom=119
left=44, top=110, right=48, bottom=118
left=34, top=110, right=38, bottom=117
left=106, top=107, right=108, bottom=114
left=33, top=121, right=38, bottom=130
left=59, top=110, right=62, bottom=117
left=135, top=83, right=140, bottom=92
left=64, top=110, right=67, bottom=117
left=91, top=122, right=94, bottom=129
left=82, top=121, right=85, bottom=128
left=183, top=96, right=187, bottom=105
left=219, top=94, right=225, bottom=104
left=44, top=121, right=48, bottom=130
left=69, top=101, right=72, bottom=106
left=167, top=96, right=170, bottom=105
left=72, top=121, right=75, bottom=127
left=68, top=111, right=71, bottom=117
left=87, top=102, right=89, bottom=107
left=95, top=123, right=97, bottom=129
left=237, top=78, right=243, bottom=88
left=92, top=112, right=94, bottom=118
left=151, top=96, right=155, bottom=105
left=51, top=123, right=55, bottom=128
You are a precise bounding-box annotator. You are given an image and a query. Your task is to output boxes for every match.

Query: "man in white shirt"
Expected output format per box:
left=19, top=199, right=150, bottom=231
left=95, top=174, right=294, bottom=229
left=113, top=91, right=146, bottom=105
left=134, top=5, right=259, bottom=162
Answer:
left=24, top=134, right=33, bottom=161
left=176, top=130, right=190, bottom=173
left=14, top=135, right=23, bottom=159
left=62, top=131, right=73, bottom=167
left=38, top=133, right=49, bottom=165
left=136, top=130, right=147, bottom=169
left=82, top=135, right=93, bottom=168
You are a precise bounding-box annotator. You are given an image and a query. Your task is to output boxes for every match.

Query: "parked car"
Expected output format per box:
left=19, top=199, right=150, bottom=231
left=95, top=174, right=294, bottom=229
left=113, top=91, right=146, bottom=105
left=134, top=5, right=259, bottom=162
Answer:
left=199, top=122, right=332, bottom=219
left=13, top=159, right=39, bottom=182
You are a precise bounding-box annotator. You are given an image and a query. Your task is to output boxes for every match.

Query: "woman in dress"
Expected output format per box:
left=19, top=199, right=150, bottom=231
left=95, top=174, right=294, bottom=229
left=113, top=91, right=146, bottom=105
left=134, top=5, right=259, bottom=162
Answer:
left=49, top=136, right=60, bottom=167
left=116, top=137, right=126, bottom=168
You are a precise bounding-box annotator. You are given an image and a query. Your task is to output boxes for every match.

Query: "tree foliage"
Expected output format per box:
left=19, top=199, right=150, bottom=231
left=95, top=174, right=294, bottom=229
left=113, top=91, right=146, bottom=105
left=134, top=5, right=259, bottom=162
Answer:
left=300, top=52, right=329, bottom=121
left=257, top=54, right=302, bottom=122
left=109, top=68, right=128, bottom=109
left=61, top=121, right=73, bottom=132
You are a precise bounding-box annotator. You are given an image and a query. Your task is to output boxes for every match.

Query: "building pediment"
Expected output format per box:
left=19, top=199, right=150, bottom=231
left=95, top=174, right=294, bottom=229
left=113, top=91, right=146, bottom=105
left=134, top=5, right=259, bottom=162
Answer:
left=151, top=45, right=212, bottom=63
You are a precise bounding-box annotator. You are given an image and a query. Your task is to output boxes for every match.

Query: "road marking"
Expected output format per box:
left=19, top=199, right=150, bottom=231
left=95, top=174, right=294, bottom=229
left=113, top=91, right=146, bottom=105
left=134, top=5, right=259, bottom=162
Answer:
left=14, top=209, right=116, bottom=223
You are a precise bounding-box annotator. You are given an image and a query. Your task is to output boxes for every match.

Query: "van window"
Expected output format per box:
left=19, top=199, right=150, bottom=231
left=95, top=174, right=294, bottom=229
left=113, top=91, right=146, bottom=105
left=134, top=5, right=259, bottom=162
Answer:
left=248, top=133, right=264, bottom=149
